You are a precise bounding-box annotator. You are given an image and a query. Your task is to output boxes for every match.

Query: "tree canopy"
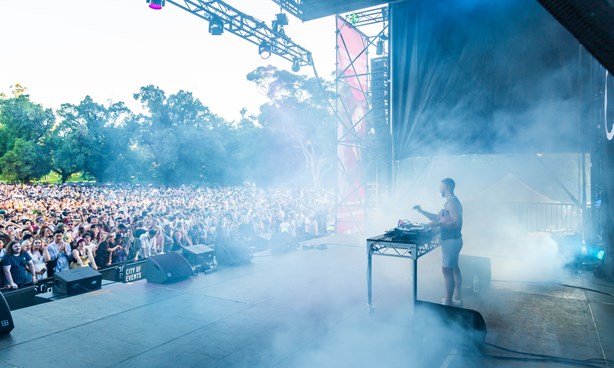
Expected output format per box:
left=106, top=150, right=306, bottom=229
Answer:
left=0, top=67, right=336, bottom=186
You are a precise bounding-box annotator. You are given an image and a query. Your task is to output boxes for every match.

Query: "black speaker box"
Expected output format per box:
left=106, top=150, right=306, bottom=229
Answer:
left=145, top=253, right=193, bottom=284
left=182, top=245, right=215, bottom=267
left=53, top=267, right=102, bottom=295
left=459, top=255, right=492, bottom=292
left=270, top=232, right=298, bottom=253
left=414, top=300, right=487, bottom=347
left=215, top=242, right=252, bottom=266
left=0, top=292, right=14, bottom=334
left=3, top=285, right=37, bottom=310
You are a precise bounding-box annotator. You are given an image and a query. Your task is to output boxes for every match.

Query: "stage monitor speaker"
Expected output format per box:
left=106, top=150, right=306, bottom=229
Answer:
left=3, top=285, right=37, bottom=310
left=0, top=292, right=15, bottom=334
left=414, top=300, right=487, bottom=347
left=270, top=232, right=298, bottom=253
left=53, top=267, right=102, bottom=295
left=460, top=254, right=491, bottom=293
left=215, top=242, right=252, bottom=266
left=182, top=245, right=215, bottom=267
left=145, top=253, right=193, bottom=284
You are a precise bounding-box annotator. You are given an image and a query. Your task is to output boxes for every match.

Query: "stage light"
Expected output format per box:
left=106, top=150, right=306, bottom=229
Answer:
left=259, top=42, right=271, bottom=59
left=275, top=13, right=289, bottom=26
left=376, top=38, right=384, bottom=55
left=147, top=0, right=165, bottom=10
left=376, top=35, right=388, bottom=56
left=272, top=13, right=289, bottom=35
left=209, top=16, right=224, bottom=35
left=291, top=59, right=300, bottom=72
left=347, top=13, right=359, bottom=25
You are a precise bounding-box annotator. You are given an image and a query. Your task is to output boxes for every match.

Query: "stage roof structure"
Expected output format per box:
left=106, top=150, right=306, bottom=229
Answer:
left=271, top=0, right=389, bottom=21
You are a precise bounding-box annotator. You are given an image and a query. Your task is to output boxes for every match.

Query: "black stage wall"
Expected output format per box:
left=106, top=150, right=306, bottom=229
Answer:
left=390, top=0, right=593, bottom=159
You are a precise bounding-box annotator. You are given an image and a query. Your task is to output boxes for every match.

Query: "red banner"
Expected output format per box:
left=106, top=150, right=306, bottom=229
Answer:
left=336, top=16, right=368, bottom=234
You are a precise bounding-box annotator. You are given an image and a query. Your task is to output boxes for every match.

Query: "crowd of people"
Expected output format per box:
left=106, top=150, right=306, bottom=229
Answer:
left=0, top=183, right=334, bottom=289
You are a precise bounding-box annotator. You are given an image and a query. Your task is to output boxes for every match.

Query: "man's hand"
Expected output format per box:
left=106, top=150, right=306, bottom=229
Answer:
left=10, top=282, right=17, bottom=289
left=32, top=278, right=38, bottom=284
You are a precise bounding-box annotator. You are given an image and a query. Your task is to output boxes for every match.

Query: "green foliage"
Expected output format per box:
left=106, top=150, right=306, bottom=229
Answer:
left=0, top=138, right=51, bottom=182
left=133, top=85, right=229, bottom=185
left=0, top=74, right=336, bottom=187
left=0, top=93, right=53, bottom=182
left=246, top=65, right=336, bottom=188
left=53, top=96, right=134, bottom=182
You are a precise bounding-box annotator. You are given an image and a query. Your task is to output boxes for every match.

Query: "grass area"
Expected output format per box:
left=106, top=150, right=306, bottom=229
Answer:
left=0, top=172, right=94, bottom=184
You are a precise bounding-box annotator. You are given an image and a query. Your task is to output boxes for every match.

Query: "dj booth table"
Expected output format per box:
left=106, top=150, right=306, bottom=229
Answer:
left=366, top=231, right=441, bottom=312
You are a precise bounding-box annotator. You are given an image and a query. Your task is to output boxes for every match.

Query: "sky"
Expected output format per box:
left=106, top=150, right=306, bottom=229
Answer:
left=0, top=0, right=338, bottom=122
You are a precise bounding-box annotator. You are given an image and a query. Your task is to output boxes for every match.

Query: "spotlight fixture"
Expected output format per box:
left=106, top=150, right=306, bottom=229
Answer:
left=376, top=35, right=388, bottom=56
left=291, top=59, right=301, bottom=73
left=146, top=0, right=165, bottom=10
left=376, top=38, right=384, bottom=55
left=209, top=16, right=224, bottom=36
left=275, top=13, right=289, bottom=27
left=259, top=42, right=272, bottom=59
left=272, top=13, right=289, bottom=35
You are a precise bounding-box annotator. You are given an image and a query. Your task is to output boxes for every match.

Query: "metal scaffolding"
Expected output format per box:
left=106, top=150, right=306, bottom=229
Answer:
left=166, top=0, right=313, bottom=67
left=335, top=6, right=390, bottom=233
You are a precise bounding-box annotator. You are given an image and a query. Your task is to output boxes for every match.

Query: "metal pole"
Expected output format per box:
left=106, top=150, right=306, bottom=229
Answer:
left=367, top=241, right=374, bottom=313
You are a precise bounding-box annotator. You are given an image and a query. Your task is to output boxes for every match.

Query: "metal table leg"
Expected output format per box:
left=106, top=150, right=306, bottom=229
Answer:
left=367, top=242, right=374, bottom=313
left=412, top=258, right=418, bottom=315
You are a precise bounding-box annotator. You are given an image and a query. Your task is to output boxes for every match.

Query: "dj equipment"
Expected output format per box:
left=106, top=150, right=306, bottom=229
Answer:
left=384, top=220, right=434, bottom=243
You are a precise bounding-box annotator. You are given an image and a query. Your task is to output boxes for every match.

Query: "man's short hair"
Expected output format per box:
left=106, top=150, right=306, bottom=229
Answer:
left=441, top=178, right=456, bottom=192
left=53, top=229, right=64, bottom=235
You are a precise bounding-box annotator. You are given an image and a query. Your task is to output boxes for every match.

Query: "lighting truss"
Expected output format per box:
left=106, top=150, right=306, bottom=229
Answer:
left=166, top=0, right=312, bottom=67
left=270, top=0, right=302, bottom=19
left=270, top=0, right=389, bottom=22
left=344, top=7, right=388, bottom=27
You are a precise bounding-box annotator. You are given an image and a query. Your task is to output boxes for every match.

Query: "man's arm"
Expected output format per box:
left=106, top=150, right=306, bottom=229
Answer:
left=3, top=265, right=16, bottom=289
left=27, top=260, right=38, bottom=284
left=413, top=205, right=438, bottom=222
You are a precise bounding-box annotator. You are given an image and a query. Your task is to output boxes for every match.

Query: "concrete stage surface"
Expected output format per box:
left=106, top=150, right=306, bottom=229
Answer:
left=1, top=234, right=614, bottom=367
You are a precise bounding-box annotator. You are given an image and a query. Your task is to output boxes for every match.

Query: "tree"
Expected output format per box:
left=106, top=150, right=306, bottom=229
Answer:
left=0, top=90, right=54, bottom=182
left=53, top=96, right=134, bottom=182
left=0, top=92, right=54, bottom=158
left=0, top=138, right=51, bottom=182
left=246, top=65, right=336, bottom=189
left=133, top=85, right=228, bottom=185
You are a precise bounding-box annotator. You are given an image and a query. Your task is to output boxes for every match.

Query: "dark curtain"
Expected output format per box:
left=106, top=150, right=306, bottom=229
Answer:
left=390, top=0, right=591, bottom=159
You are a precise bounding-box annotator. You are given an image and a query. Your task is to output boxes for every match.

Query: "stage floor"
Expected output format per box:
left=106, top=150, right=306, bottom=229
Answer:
left=1, top=235, right=613, bottom=367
